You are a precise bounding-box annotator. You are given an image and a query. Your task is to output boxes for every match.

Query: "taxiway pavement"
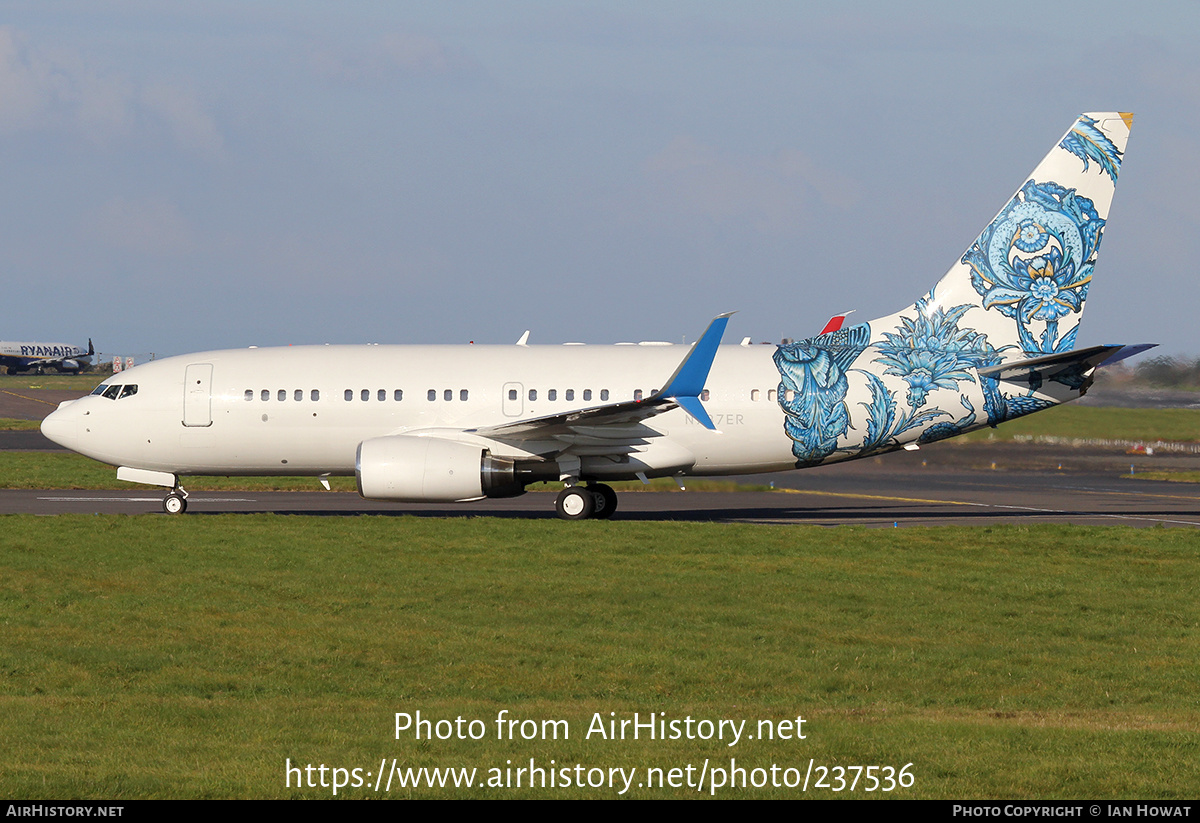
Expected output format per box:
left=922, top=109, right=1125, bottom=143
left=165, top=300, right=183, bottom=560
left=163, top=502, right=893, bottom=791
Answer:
left=4, top=459, right=1198, bottom=527
left=5, top=422, right=1199, bottom=526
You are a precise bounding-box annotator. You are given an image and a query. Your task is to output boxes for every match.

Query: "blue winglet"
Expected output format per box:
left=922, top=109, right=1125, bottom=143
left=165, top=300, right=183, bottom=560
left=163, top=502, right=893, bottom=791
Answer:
left=675, top=395, right=716, bottom=429
left=657, top=312, right=733, bottom=429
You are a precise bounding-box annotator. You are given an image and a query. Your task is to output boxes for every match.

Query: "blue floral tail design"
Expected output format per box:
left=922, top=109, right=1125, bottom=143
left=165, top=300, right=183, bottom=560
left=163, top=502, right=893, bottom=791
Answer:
left=775, top=324, right=871, bottom=466
left=772, top=113, right=1136, bottom=465
left=854, top=371, right=948, bottom=455
left=949, top=113, right=1131, bottom=358
left=1060, top=115, right=1123, bottom=181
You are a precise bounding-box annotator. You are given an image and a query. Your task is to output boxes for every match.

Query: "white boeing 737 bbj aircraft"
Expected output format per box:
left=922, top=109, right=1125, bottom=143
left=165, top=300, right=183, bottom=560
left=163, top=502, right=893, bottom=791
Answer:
left=43, top=113, right=1146, bottom=519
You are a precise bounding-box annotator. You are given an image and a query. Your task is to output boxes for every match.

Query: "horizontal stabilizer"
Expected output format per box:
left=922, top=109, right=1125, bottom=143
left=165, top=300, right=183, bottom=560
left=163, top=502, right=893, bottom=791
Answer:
left=976, top=345, right=1137, bottom=386
left=1097, top=343, right=1157, bottom=367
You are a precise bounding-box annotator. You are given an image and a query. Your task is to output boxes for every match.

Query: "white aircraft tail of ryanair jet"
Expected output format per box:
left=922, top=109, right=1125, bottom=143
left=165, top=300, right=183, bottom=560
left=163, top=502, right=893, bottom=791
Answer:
left=42, top=113, right=1148, bottom=519
left=1, top=339, right=93, bottom=374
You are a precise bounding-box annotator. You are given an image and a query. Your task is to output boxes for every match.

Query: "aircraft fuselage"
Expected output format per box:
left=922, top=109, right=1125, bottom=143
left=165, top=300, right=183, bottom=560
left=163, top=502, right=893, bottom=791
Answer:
left=41, top=342, right=797, bottom=479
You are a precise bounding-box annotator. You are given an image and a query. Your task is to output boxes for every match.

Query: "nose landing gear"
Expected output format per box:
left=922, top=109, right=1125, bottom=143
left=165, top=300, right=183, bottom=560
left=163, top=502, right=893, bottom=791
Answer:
left=162, top=488, right=189, bottom=514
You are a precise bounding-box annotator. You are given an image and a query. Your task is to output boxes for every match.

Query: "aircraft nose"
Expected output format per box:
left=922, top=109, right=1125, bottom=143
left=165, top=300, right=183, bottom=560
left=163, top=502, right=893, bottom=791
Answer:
left=40, top=400, right=80, bottom=450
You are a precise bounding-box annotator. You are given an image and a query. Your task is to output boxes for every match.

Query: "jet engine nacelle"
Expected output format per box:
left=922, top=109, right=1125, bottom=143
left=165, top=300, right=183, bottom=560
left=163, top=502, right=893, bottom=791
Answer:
left=356, top=435, right=526, bottom=502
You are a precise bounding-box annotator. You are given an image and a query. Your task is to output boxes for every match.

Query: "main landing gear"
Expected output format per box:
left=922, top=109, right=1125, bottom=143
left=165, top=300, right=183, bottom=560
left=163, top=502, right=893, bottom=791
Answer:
left=554, top=483, right=617, bottom=521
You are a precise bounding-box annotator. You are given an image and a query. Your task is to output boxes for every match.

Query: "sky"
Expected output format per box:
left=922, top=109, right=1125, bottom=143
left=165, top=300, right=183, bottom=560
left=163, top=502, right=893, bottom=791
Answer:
left=2, top=1, right=1199, bottom=360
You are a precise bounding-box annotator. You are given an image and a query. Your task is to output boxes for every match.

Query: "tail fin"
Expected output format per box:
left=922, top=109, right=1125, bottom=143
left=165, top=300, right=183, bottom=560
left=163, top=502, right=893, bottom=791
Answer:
left=774, top=114, right=1135, bottom=466
left=915, top=112, right=1132, bottom=358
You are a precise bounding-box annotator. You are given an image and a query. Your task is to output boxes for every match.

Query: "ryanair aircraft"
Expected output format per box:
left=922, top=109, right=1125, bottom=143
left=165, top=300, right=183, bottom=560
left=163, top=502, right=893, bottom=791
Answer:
left=1, top=339, right=93, bottom=374
left=41, top=113, right=1145, bottom=519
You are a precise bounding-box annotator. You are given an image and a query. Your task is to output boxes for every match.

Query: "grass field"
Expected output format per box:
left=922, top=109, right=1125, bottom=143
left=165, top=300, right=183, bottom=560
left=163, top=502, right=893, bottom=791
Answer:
left=1128, top=472, right=1200, bottom=483
left=2, top=517, right=1197, bottom=799
left=957, top=405, right=1200, bottom=443
left=0, top=373, right=105, bottom=391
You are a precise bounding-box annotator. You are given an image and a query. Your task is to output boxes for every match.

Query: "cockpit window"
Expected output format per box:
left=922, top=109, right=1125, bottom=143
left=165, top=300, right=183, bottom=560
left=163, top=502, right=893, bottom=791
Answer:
left=94, top=383, right=138, bottom=400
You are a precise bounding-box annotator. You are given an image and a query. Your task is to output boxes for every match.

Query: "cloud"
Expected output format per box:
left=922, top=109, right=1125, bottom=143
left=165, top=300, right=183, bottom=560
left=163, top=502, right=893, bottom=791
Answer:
left=84, top=196, right=195, bottom=256
left=0, top=25, right=221, bottom=158
left=309, top=30, right=476, bottom=83
left=631, top=136, right=862, bottom=235
left=0, top=26, right=97, bottom=134
left=140, top=82, right=223, bottom=158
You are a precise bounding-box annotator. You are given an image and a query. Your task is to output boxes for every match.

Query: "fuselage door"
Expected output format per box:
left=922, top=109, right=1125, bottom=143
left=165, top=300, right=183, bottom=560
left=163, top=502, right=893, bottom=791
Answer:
left=502, top=382, right=523, bottom=417
left=183, top=363, right=214, bottom=427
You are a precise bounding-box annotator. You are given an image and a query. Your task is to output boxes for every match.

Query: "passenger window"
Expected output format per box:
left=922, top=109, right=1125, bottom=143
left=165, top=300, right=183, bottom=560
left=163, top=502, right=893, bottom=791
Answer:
left=278, top=389, right=287, bottom=401
left=119, top=385, right=138, bottom=399
left=600, top=389, right=609, bottom=401
left=295, top=389, right=303, bottom=402
left=768, top=389, right=777, bottom=402
left=312, top=389, right=320, bottom=401
left=751, top=389, right=760, bottom=401
left=378, top=389, right=386, bottom=401
left=428, top=389, right=436, bottom=401
left=394, top=389, right=403, bottom=401
left=361, top=389, right=369, bottom=402
left=529, top=389, right=537, bottom=401
left=245, top=389, right=253, bottom=401
left=548, top=389, right=557, bottom=401
left=634, top=389, right=643, bottom=402
left=583, top=389, right=592, bottom=402
left=565, top=389, right=574, bottom=401
left=444, top=389, right=452, bottom=401
left=460, top=389, right=468, bottom=401
left=701, top=389, right=710, bottom=401
left=103, top=385, right=121, bottom=399
left=344, top=389, right=353, bottom=401
left=508, top=389, right=517, bottom=401
left=261, top=390, right=270, bottom=402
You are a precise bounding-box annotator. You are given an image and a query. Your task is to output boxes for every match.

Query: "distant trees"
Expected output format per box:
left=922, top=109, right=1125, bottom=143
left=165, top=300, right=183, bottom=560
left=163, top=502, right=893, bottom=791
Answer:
left=1099, top=356, right=1200, bottom=390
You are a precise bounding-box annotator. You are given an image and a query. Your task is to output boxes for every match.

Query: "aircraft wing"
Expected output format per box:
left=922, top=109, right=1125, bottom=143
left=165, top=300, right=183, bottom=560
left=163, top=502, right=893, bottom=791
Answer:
left=467, top=313, right=733, bottom=447
left=468, top=395, right=676, bottom=440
